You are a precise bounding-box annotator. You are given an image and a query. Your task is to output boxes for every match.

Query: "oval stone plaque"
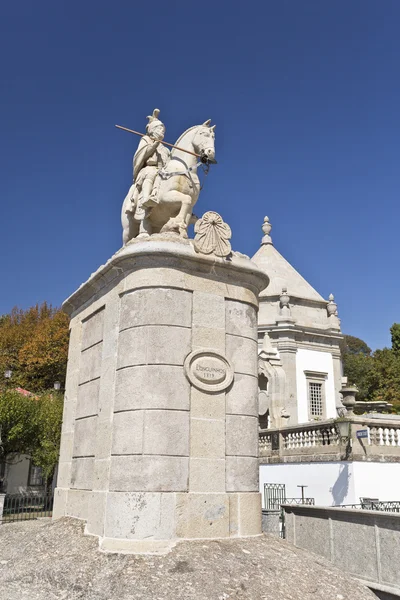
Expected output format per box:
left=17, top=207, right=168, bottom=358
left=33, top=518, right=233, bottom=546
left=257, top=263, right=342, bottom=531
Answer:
left=193, top=356, right=226, bottom=384
left=184, top=349, right=234, bottom=392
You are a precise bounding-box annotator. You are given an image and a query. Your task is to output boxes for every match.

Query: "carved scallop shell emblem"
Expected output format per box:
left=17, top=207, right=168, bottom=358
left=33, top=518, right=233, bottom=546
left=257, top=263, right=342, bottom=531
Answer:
left=193, top=211, right=232, bottom=257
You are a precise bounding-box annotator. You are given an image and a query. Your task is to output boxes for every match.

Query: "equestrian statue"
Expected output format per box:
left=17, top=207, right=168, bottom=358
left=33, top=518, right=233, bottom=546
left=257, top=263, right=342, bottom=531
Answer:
left=120, top=109, right=216, bottom=244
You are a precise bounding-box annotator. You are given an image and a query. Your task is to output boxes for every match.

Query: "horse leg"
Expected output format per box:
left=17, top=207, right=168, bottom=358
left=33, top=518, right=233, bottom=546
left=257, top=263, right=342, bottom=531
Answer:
left=121, top=185, right=140, bottom=245
left=137, top=210, right=153, bottom=238
left=177, top=194, right=197, bottom=238
left=122, top=212, right=140, bottom=245
left=160, top=193, right=193, bottom=238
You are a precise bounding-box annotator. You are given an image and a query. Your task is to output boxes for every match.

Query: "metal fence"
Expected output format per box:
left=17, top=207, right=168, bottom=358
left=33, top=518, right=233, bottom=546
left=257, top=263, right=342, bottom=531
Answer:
left=263, top=483, right=315, bottom=510
left=263, top=483, right=286, bottom=510
left=1, top=491, right=53, bottom=523
left=263, top=483, right=315, bottom=538
left=338, top=500, right=400, bottom=513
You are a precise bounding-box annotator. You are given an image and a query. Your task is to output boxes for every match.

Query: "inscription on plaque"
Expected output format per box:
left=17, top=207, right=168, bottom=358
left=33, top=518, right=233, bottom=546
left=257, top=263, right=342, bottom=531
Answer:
left=193, top=357, right=226, bottom=384
left=184, top=349, right=234, bottom=392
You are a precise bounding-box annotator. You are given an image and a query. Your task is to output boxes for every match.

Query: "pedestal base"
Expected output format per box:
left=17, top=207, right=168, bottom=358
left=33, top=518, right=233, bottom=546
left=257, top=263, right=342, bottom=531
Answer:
left=54, top=236, right=268, bottom=552
left=97, top=490, right=262, bottom=554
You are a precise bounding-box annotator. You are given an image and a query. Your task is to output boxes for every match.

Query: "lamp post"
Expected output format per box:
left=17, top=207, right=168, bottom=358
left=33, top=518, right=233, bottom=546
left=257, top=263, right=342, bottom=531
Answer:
left=335, top=419, right=351, bottom=443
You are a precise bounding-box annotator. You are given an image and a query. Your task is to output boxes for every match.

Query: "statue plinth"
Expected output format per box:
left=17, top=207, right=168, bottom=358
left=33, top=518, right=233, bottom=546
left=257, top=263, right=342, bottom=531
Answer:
left=53, top=235, right=269, bottom=553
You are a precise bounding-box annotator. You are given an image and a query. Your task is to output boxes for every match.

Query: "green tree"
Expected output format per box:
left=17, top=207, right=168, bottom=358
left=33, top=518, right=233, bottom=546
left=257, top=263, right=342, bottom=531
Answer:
left=390, top=323, right=400, bottom=355
left=342, top=352, right=374, bottom=401
left=0, top=389, right=64, bottom=490
left=368, top=348, right=400, bottom=412
left=340, top=334, right=371, bottom=356
left=341, top=334, right=373, bottom=401
left=0, top=390, right=39, bottom=459
left=341, top=330, right=400, bottom=412
left=31, top=392, right=64, bottom=486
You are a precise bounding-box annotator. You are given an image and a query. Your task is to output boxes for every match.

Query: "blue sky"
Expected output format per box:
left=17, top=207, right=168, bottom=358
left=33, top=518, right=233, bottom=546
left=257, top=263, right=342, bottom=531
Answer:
left=0, top=1, right=399, bottom=350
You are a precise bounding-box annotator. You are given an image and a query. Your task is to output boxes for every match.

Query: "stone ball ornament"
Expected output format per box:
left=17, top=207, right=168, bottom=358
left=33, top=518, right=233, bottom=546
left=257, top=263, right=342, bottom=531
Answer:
left=193, top=211, right=232, bottom=257
left=184, top=349, right=234, bottom=392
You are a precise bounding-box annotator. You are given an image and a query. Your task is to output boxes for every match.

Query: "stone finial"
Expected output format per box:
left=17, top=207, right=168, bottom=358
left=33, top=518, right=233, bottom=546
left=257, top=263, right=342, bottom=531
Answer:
left=262, top=331, right=274, bottom=352
left=327, top=293, right=341, bottom=331
left=259, top=331, right=278, bottom=361
left=261, top=216, right=273, bottom=245
left=279, top=287, right=291, bottom=317
left=327, top=293, right=337, bottom=317
left=194, top=211, right=232, bottom=257
left=276, top=286, right=296, bottom=326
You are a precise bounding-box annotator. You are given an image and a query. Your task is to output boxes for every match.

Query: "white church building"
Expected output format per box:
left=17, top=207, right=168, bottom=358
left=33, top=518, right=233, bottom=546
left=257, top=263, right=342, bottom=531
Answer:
left=253, top=217, right=400, bottom=507
left=253, top=216, right=343, bottom=429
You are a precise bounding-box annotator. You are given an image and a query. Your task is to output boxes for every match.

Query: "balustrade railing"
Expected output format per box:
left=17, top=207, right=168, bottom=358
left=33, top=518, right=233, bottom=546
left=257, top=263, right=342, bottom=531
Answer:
left=259, top=416, right=400, bottom=460
left=259, top=431, right=272, bottom=453
left=282, top=425, right=339, bottom=449
left=368, top=426, right=400, bottom=447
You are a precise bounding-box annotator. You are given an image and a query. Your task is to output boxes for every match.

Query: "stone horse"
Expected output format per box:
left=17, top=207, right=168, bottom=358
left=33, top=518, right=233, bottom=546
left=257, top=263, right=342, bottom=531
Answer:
left=121, top=120, right=216, bottom=243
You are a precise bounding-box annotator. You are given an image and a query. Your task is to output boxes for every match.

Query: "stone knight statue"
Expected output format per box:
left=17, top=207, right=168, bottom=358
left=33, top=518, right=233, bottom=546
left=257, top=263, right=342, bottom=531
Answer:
left=121, top=108, right=217, bottom=244
left=127, top=109, right=170, bottom=235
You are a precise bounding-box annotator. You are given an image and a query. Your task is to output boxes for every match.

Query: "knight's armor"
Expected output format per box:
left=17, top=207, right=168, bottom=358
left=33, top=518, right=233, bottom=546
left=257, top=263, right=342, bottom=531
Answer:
left=130, top=110, right=170, bottom=216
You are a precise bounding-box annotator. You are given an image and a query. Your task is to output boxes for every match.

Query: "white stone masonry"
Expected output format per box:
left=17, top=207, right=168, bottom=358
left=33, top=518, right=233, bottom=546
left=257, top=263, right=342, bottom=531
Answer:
left=53, top=234, right=268, bottom=553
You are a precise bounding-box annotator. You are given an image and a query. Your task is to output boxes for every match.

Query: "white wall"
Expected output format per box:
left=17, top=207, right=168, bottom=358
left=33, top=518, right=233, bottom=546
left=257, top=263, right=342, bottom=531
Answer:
left=295, top=349, right=336, bottom=423
left=260, top=461, right=400, bottom=508
left=352, top=462, right=400, bottom=502
left=260, top=462, right=356, bottom=506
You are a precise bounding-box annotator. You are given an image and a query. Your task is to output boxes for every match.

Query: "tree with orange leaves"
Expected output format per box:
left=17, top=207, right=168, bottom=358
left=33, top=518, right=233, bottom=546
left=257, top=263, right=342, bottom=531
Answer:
left=0, top=303, right=70, bottom=392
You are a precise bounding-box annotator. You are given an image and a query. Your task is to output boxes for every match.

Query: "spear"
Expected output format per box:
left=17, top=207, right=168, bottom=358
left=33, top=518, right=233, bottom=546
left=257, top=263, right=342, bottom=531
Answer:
left=115, top=124, right=202, bottom=159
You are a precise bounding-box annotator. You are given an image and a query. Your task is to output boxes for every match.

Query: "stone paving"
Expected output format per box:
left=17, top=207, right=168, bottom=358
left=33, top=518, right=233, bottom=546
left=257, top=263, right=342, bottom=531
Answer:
left=0, top=518, right=376, bottom=599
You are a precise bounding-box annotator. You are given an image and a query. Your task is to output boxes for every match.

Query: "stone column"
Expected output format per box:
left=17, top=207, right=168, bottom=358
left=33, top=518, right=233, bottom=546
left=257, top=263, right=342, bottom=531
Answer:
left=53, top=236, right=268, bottom=553
left=332, top=348, right=343, bottom=413
left=275, top=327, right=298, bottom=425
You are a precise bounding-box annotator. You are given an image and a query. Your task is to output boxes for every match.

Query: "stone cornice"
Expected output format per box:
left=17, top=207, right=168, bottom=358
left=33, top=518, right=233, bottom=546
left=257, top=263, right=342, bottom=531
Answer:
left=260, top=324, right=342, bottom=338
left=259, top=325, right=343, bottom=353
left=63, top=235, right=270, bottom=316
left=259, top=294, right=328, bottom=308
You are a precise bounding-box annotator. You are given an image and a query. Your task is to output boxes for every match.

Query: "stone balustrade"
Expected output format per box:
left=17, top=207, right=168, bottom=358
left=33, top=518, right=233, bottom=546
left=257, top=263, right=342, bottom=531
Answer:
left=282, top=424, right=339, bottom=450
left=259, top=416, right=400, bottom=463
left=369, top=424, right=400, bottom=447
left=258, top=431, right=272, bottom=453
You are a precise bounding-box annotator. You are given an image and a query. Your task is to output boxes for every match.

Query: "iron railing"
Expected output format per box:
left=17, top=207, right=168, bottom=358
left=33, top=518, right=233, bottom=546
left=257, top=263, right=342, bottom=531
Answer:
left=263, top=483, right=286, bottom=510
left=284, top=497, right=315, bottom=506
left=1, top=491, right=53, bottom=523
left=263, top=483, right=315, bottom=510
left=263, top=483, right=315, bottom=538
left=338, top=500, right=400, bottom=513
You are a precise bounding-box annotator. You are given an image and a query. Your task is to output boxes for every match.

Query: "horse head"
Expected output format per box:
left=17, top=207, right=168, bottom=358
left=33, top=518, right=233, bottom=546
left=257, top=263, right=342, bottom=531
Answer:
left=192, top=120, right=216, bottom=164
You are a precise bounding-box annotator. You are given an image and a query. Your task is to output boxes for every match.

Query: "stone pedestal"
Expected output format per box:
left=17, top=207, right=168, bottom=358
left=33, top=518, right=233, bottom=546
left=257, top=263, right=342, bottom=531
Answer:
left=53, top=235, right=269, bottom=553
